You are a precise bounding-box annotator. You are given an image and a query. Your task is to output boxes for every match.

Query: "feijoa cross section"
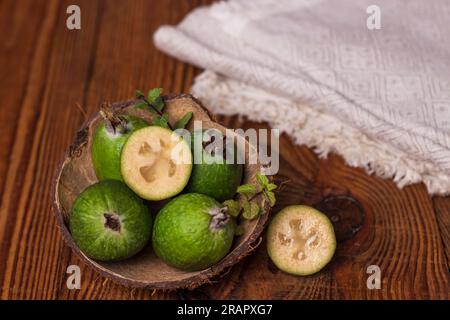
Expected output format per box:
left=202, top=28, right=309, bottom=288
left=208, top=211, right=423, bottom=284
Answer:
left=152, top=193, right=236, bottom=271
left=121, top=126, right=193, bottom=201
left=69, top=180, right=152, bottom=261
left=267, top=205, right=336, bottom=276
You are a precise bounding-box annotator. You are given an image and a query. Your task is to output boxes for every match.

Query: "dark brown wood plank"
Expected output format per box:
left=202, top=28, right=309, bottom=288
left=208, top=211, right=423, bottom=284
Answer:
left=0, top=0, right=51, bottom=257
left=433, top=197, right=450, bottom=269
left=0, top=0, right=61, bottom=298
left=0, top=0, right=103, bottom=299
left=0, top=0, right=48, bottom=196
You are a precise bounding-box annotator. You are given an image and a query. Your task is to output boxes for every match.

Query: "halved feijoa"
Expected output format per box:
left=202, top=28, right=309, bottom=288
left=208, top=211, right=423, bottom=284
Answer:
left=69, top=180, right=152, bottom=261
left=267, top=205, right=336, bottom=276
left=121, top=126, right=192, bottom=200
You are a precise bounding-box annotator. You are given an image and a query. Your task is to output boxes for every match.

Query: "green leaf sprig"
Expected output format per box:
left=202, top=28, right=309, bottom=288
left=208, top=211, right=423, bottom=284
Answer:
left=222, top=172, right=277, bottom=222
left=135, top=88, right=193, bottom=130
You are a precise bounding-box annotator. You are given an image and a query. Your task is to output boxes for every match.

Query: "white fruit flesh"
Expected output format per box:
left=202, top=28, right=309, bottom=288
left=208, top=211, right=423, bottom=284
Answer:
left=121, top=126, right=192, bottom=200
left=267, top=205, right=336, bottom=276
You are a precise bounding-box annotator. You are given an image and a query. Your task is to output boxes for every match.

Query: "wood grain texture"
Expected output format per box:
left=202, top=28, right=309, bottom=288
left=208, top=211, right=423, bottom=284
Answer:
left=0, top=0, right=448, bottom=300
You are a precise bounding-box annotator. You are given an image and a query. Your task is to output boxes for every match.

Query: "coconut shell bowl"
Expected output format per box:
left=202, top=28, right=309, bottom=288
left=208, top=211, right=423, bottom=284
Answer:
left=52, top=94, right=270, bottom=290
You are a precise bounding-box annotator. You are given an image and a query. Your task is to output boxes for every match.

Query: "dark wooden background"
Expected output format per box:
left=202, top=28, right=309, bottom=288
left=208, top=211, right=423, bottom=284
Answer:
left=0, top=0, right=448, bottom=299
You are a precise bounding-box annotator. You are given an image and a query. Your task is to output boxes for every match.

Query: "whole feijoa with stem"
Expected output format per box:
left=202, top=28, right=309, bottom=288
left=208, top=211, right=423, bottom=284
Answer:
left=69, top=180, right=152, bottom=261
left=121, top=126, right=193, bottom=201
left=92, top=104, right=148, bottom=181
left=185, top=130, right=243, bottom=202
left=152, top=193, right=236, bottom=271
left=267, top=205, right=336, bottom=276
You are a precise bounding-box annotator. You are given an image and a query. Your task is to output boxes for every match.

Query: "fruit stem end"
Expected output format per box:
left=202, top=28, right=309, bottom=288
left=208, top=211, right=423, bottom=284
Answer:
left=209, top=206, right=230, bottom=232
left=103, top=213, right=121, bottom=233
left=100, top=102, right=128, bottom=134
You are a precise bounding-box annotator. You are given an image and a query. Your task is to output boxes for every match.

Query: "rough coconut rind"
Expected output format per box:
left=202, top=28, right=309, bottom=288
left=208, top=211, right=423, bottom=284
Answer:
left=267, top=205, right=336, bottom=276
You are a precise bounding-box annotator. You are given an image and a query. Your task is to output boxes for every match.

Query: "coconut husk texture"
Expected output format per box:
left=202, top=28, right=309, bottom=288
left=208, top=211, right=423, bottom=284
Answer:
left=52, top=94, right=270, bottom=290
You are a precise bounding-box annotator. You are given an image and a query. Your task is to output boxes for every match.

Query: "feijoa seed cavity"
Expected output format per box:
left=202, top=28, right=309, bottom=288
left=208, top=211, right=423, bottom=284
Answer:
left=121, top=126, right=192, bottom=200
left=267, top=205, right=336, bottom=276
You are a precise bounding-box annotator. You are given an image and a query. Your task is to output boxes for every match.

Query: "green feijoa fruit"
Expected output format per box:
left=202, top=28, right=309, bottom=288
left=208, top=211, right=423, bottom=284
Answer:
left=185, top=130, right=243, bottom=202
left=69, top=180, right=152, bottom=261
left=121, top=126, right=193, bottom=201
left=152, top=193, right=235, bottom=271
left=92, top=112, right=148, bottom=181
left=267, top=205, right=336, bottom=276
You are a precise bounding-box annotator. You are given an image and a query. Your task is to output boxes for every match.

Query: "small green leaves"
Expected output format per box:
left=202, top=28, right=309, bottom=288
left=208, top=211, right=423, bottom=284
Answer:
left=148, top=88, right=164, bottom=113
left=222, top=200, right=240, bottom=217
left=134, top=102, right=147, bottom=110
left=237, top=184, right=257, bottom=198
left=242, top=201, right=260, bottom=220
left=136, top=88, right=165, bottom=114
left=241, top=201, right=250, bottom=219
left=135, top=90, right=145, bottom=99
left=137, top=87, right=166, bottom=124
left=152, top=97, right=165, bottom=112
left=173, top=112, right=193, bottom=129
left=264, top=190, right=276, bottom=207
left=256, top=173, right=277, bottom=208
left=152, top=112, right=169, bottom=129
left=147, top=88, right=162, bottom=102
left=256, top=172, right=269, bottom=188
left=154, top=98, right=165, bottom=112
left=236, top=183, right=259, bottom=220
left=223, top=172, right=278, bottom=226
left=134, top=88, right=193, bottom=131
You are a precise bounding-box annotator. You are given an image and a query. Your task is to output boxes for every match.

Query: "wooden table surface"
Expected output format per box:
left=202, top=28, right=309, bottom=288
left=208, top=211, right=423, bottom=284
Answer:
left=0, top=0, right=449, bottom=300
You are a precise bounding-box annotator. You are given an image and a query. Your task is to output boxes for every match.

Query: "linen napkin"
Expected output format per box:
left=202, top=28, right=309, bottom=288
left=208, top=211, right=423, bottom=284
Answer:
left=154, top=0, right=450, bottom=195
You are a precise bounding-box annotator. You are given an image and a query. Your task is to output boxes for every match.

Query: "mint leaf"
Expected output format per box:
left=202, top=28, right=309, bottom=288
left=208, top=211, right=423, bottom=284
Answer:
left=134, top=102, right=147, bottom=110
left=241, top=201, right=250, bottom=219
left=264, top=191, right=276, bottom=207
left=174, top=112, right=193, bottom=129
left=147, top=88, right=163, bottom=102
left=153, top=96, right=165, bottom=112
left=222, top=200, right=240, bottom=217
left=256, top=172, right=269, bottom=188
left=243, top=201, right=260, bottom=220
left=237, top=184, right=257, bottom=198
left=152, top=113, right=169, bottom=128
left=147, top=88, right=165, bottom=112
left=135, top=90, right=145, bottom=99
left=147, top=107, right=157, bottom=114
left=266, top=183, right=277, bottom=191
